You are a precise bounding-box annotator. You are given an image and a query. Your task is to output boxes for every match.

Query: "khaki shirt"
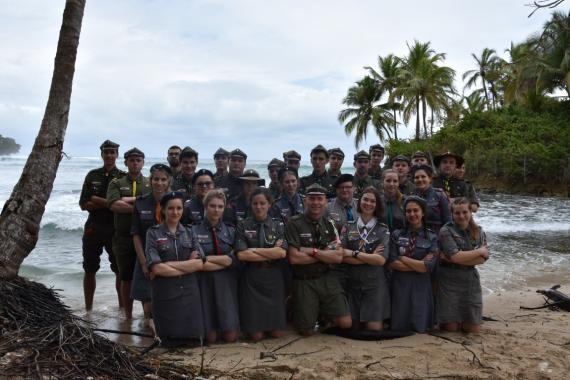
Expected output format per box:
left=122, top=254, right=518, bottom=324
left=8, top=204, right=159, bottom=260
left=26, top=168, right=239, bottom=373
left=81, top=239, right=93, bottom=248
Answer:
left=107, top=174, right=150, bottom=236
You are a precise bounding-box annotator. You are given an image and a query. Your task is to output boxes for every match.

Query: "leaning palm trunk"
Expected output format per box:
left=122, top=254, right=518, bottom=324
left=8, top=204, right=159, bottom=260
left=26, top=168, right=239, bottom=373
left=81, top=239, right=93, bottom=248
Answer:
left=0, top=0, right=85, bottom=279
left=415, top=96, right=421, bottom=141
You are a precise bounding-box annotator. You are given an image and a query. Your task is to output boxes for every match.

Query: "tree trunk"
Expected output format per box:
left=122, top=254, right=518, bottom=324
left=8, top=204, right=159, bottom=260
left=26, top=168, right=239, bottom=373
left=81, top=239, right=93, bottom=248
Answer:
left=482, top=78, right=490, bottom=110
left=0, top=0, right=86, bottom=279
left=422, top=97, right=428, bottom=138
left=430, top=107, right=434, bottom=136
left=392, top=109, right=398, bottom=140
left=415, top=96, right=420, bottom=141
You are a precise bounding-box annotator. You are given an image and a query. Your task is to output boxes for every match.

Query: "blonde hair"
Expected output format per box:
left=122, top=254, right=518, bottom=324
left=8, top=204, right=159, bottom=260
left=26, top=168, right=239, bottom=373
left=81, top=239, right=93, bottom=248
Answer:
left=203, top=189, right=226, bottom=208
left=382, top=169, right=403, bottom=204
left=451, top=197, right=479, bottom=241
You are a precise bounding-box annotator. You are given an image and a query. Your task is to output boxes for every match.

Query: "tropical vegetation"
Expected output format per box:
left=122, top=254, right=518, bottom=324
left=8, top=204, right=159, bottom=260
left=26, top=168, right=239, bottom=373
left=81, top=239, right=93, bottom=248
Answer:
left=0, top=135, right=20, bottom=155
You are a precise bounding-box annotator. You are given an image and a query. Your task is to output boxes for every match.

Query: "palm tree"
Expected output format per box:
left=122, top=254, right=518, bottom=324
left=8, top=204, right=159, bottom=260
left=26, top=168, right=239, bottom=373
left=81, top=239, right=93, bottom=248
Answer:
left=339, top=76, right=396, bottom=148
left=0, top=0, right=86, bottom=278
left=365, top=54, right=401, bottom=140
left=501, top=41, right=542, bottom=105
left=463, top=90, right=486, bottom=115
left=463, top=48, right=500, bottom=109
left=536, top=10, right=570, bottom=98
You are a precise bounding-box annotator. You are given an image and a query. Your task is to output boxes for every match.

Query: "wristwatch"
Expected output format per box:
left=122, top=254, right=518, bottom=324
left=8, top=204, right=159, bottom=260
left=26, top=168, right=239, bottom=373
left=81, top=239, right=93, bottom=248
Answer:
left=352, top=250, right=360, bottom=258
left=311, top=247, right=318, bottom=257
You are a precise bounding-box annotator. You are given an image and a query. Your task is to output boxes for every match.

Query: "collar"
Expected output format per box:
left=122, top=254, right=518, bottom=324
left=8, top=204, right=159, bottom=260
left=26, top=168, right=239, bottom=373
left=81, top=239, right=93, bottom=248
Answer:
left=204, top=217, right=223, bottom=231
left=159, top=222, right=184, bottom=237
left=357, top=217, right=377, bottom=231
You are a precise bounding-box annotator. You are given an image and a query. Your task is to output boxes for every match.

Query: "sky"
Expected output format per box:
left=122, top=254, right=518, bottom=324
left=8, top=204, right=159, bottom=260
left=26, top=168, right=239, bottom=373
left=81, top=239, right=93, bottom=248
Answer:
left=0, top=0, right=562, bottom=160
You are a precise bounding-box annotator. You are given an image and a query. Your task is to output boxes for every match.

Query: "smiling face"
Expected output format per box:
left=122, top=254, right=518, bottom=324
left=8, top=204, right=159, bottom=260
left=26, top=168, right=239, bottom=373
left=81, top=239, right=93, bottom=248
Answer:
left=251, top=193, right=270, bottom=221
left=151, top=170, right=170, bottom=195
left=101, top=149, right=118, bottom=167
left=452, top=202, right=471, bottom=229
left=181, top=156, right=198, bottom=177
left=405, top=201, right=424, bottom=229
left=383, top=171, right=399, bottom=196
left=336, top=181, right=354, bottom=203
left=413, top=169, right=432, bottom=191
left=194, top=174, right=214, bottom=199
left=165, top=198, right=184, bottom=224
left=305, top=194, right=327, bottom=219
left=359, top=191, right=377, bottom=217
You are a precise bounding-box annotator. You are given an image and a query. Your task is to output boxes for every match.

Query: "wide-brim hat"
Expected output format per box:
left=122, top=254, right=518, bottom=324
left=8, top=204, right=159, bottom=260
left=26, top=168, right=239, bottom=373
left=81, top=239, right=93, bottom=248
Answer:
left=434, top=151, right=464, bottom=168
left=239, top=169, right=265, bottom=186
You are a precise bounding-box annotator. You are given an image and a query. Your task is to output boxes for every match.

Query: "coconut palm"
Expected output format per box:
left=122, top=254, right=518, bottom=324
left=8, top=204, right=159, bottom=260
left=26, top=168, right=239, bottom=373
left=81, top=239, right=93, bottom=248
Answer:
left=463, top=90, right=486, bottom=115
left=536, top=10, right=570, bottom=97
left=339, top=76, right=396, bottom=148
left=463, top=48, right=500, bottom=109
left=365, top=54, right=402, bottom=140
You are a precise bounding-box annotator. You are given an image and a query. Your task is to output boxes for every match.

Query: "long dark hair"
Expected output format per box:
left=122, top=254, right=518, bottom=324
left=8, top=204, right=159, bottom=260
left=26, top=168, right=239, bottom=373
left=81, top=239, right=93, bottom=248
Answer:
left=357, top=186, right=383, bottom=220
left=250, top=187, right=273, bottom=205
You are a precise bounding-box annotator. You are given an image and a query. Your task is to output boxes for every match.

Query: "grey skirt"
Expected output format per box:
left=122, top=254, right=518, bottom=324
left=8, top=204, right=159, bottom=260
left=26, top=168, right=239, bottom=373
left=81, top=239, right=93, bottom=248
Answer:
left=346, top=265, right=390, bottom=322
left=436, top=266, right=482, bottom=324
left=131, top=260, right=151, bottom=302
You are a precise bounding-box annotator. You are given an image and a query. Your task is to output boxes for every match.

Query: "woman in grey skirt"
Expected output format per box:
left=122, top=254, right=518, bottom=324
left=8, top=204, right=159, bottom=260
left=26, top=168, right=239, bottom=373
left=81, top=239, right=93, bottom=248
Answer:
left=341, top=186, right=391, bottom=331
left=236, top=188, right=288, bottom=342
left=438, top=197, right=489, bottom=333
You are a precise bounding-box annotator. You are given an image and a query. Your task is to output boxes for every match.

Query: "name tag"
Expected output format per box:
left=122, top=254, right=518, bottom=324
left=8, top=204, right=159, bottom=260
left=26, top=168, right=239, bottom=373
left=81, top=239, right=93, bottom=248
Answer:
left=141, top=210, right=152, bottom=215
left=300, top=233, right=312, bottom=238
left=245, top=230, right=257, bottom=239
left=197, top=235, right=209, bottom=239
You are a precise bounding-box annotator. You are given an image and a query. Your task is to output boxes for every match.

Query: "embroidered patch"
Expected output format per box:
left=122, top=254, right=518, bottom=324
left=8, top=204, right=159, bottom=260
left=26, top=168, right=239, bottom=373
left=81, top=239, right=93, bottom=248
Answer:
left=245, top=230, right=257, bottom=239
left=141, top=210, right=152, bottom=214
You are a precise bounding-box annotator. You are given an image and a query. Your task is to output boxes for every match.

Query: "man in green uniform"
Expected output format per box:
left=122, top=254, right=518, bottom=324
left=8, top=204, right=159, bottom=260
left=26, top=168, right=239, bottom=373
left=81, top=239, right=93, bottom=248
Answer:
left=300, top=145, right=335, bottom=197
left=267, top=158, right=286, bottom=200
left=167, top=145, right=182, bottom=176
left=352, top=150, right=382, bottom=199
left=107, top=147, right=151, bottom=319
left=411, top=151, right=429, bottom=167
left=327, top=147, right=344, bottom=181
left=79, top=140, right=125, bottom=311
left=213, top=147, right=230, bottom=186
left=285, top=184, right=352, bottom=335
left=283, top=150, right=301, bottom=171
left=216, top=148, right=247, bottom=201
left=368, top=144, right=385, bottom=180
left=391, top=155, right=415, bottom=195
left=432, top=152, right=479, bottom=212
left=172, top=146, right=198, bottom=196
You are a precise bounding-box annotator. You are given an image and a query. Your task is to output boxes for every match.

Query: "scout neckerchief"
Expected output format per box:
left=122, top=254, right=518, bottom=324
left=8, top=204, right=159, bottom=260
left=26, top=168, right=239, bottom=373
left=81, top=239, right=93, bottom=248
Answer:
left=443, top=177, right=451, bottom=197
left=406, top=230, right=417, bottom=257
left=155, top=202, right=162, bottom=224
left=211, top=225, right=221, bottom=255
left=345, top=204, right=354, bottom=222
left=386, top=200, right=394, bottom=230
left=132, top=179, right=137, bottom=197
left=357, top=217, right=377, bottom=252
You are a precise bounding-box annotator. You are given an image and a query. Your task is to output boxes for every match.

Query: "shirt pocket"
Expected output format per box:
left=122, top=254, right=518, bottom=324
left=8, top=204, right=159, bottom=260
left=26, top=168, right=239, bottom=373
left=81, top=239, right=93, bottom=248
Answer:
left=120, top=186, right=131, bottom=197
left=299, top=233, right=313, bottom=247
left=415, top=238, right=433, bottom=259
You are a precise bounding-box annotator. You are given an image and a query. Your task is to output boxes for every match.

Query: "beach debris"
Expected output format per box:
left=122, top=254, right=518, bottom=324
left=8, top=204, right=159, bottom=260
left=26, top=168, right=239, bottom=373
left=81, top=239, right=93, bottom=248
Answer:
left=520, top=285, right=570, bottom=312
left=322, top=326, right=414, bottom=341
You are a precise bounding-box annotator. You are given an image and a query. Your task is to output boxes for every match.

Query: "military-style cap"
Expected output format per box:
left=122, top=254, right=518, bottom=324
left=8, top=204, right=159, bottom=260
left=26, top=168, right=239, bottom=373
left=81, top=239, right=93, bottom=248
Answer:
left=310, top=144, right=329, bottom=158
left=328, top=147, right=345, bottom=158
left=391, top=155, right=411, bottom=165
left=267, top=158, right=286, bottom=169
left=353, top=150, right=371, bottom=161
left=412, top=151, right=428, bottom=159
left=283, top=150, right=301, bottom=160
left=411, top=164, right=434, bottom=177
left=100, top=140, right=119, bottom=151
left=213, top=147, right=230, bottom=158
left=124, top=147, right=145, bottom=159
left=192, top=169, right=214, bottom=184
left=305, top=183, right=327, bottom=196
left=334, top=173, right=354, bottom=188
left=150, top=163, right=172, bottom=175
left=434, top=151, right=464, bottom=168
left=239, top=169, right=265, bottom=185
left=180, top=146, right=198, bottom=159
left=230, top=148, right=248, bottom=160
left=369, top=144, right=385, bottom=153
left=160, top=191, right=185, bottom=208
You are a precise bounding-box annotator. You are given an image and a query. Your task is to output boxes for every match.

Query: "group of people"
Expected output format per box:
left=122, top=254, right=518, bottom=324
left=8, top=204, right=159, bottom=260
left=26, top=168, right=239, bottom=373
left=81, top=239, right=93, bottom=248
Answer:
left=79, top=141, right=489, bottom=346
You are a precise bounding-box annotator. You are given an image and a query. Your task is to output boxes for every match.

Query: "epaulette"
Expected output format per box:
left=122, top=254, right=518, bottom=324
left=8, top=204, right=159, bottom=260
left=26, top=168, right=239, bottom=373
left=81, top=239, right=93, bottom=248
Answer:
left=109, top=177, right=121, bottom=184
left=149, top=224, right=160, bottom=230
left=443, top=221, right=454, bottom=227
left=289, top=214, right=304, bottom=222
left=378, top=222, right=389, bottom=229
left=346, top=220, right=357, bottom=225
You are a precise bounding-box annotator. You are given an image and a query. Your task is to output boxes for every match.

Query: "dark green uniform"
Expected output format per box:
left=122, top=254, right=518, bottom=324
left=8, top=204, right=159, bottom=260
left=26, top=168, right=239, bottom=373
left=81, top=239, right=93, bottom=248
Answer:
left=285, top=214, right=349, bottom=331
left=107, top=174, right=150, bottom=281
left=171, top=172, right=193, bottom=197
left=368, top=166, right=383, bottom=181
left=352, top=174, right=382, bottom=200
left=327, top=168, right=342, bottom=183
left=79, top=165, right=124, bottom=273
left=399, top=177, right=415, bottom=196
left=300, top=171, right=335, bottom=198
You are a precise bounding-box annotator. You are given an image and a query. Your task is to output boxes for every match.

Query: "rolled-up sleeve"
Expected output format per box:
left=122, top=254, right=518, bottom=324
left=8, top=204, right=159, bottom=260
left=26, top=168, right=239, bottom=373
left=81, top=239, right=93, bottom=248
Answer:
left=381, top=231, right=391, bottom=259
left=285, top=221, right=301, bottom=249
left=235, top=221, right=249, bottom=252
left=145, top=229, right=162, bottom=270
left=438, top=226, right=459, bottom=258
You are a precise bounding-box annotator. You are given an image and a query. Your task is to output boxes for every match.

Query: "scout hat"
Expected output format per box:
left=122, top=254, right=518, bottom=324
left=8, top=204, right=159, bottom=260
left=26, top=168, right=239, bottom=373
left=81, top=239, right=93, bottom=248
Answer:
left=160, top=191, right=185, bottom=208
left=334, top=174, right=354, bottom=188
left=305, top=183, right=327, bottom=196
left=239, top=169, right=265, bottom=186
left=180, top=146, right=198, bottom=159
left=433, top=151, right=464, bottom=168
left=213, top=147, right=230, bottom=158
left=230, top=148, right=248, bottom=160
left=310, top=144, right=329, bottom=158
left=353, top=150, right=371, bottom=161
left=411, top=164, right=434, bottom=177
left=328, top=147, right=345, bottom=159
left=267, top=158, right=286, bottom=170
left=391, top=154, right=411, bottom=166
left=192, top=169, right=214, bottom=184
left=412, top=151, right=428, bottom=160
left=369, top=144, right=385, bottom=153
left=124, top=147, right=145, bottom=159
left=283, top=150, right=301, bottom=161
left=100, top=140, right=119, bottom=151
left=149, top=163, right=172, bottom=175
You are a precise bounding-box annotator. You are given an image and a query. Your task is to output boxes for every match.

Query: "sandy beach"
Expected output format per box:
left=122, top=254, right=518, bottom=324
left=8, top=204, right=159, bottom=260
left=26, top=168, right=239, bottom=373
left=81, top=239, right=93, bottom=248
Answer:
left=94, top=285, right=568, bottom=380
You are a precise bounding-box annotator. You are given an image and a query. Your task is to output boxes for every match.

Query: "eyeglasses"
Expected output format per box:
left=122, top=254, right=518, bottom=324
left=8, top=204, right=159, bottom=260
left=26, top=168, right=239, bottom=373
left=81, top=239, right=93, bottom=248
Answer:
left=338, top=185, right=353, bottom=190
left=195, top=181, right=213, bottom=188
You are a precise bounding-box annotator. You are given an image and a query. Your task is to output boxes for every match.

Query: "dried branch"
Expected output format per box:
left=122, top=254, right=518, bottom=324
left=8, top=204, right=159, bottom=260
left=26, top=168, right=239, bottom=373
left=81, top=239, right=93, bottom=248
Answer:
left=527, top=0, right=566, bottom=17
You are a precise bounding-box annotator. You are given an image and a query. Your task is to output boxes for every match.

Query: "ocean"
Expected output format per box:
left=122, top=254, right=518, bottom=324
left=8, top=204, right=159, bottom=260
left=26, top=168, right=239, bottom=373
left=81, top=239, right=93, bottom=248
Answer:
left=2, top=155, right=570, bottom=320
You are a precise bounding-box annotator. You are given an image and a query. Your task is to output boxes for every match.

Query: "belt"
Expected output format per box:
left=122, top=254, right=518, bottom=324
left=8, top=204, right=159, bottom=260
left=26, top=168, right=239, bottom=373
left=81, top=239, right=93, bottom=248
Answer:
left=293, top=267, right=329, bottom=280
left=440, top=261, right=474, bottom=270
left=250, top=261, right=277, bottom=268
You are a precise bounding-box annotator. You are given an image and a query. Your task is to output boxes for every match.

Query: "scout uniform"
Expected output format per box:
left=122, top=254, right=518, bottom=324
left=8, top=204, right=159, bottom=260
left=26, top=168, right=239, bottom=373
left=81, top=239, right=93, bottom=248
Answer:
left=326, top=196, right=359, bottom=233
left=341, top=218, right=391, bottom=323
left=182, top=195, right=236, bottom=226
left=146, top=221, right=205, bottom=343
left=107, top=148, right=151, bottom=281
left=300, top=145, right=335, bottom=198
left=382, top=194, right=405, bottom=232
left=272, top=192, right=304, bottom=224
left=389, top=216, right=439, bottom=333
left=352, top=151, right=382, bottom=200
left=437, top=222, right=488, bottom=325
left=172, top=147, right=199, bottom=197
left=79, top=140, right=125, bottom=274
left=368, top=144, right=385, bottom=180
left=432, top=152, right=479, bottom=207
left=236, top=216, right=288, bottom=334
left=195, top=218, right=240, bottom=334
left=227, top=169, right=265, bottom=225
left=327, top=147, right=344, bottom=181
left=267, top=158, right=286, bottom=200
left=391, top=155, right=414, bottom=195
left=216, top=149, right=247, bottom=201
left=283, top=150, right=302, bottom=170
left=213, top=147, right=230, bottom=186
left=284, top=184, right=350, bottom=331
left=411, top=165, right=451, bottom=233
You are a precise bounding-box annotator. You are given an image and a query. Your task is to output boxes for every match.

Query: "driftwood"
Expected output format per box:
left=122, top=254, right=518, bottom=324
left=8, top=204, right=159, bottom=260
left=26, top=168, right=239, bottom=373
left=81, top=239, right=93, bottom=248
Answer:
left=520, top=285, right=570, bottom=312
